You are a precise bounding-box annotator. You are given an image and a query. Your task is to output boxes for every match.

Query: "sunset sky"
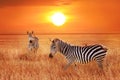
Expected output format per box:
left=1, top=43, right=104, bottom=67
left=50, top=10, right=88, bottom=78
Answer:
left=0, top=0, right=120, bottom=34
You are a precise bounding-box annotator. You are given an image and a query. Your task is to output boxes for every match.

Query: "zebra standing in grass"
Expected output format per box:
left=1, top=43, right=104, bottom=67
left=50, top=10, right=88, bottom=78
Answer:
left=27, top=31, right=39, bottom=53
left=49, top=38, right=107, bottom=70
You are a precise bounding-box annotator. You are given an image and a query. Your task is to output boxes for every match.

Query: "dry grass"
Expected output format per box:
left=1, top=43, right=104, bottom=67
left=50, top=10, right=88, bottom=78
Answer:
left=0, top=48, right=120, bottom=80
left=0, top=35, right=120, bottom=80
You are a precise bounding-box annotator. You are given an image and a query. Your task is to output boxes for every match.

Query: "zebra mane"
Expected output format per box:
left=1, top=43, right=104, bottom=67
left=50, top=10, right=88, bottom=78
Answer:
left=58, top=39, right=89, bottom=48
left=59, top=40, right=71, bottom=46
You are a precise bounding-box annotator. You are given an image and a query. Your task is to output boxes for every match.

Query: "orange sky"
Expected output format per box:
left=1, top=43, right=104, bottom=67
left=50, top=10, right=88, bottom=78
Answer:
left=0, top=0, right=120, bottom=34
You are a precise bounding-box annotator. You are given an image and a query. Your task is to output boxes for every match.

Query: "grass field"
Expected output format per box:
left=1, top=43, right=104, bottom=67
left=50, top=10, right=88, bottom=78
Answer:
left=0, top=34, right=120, bottom=80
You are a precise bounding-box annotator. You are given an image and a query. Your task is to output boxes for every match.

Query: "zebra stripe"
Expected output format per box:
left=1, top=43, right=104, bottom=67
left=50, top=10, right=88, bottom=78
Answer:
left=27, top=31, right=39, bottom=53
left=49, top=38, right=107, bottom=69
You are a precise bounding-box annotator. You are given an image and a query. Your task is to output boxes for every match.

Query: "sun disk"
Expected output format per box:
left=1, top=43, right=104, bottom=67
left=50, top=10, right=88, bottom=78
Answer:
left=51, top=12, right=66, bottom=26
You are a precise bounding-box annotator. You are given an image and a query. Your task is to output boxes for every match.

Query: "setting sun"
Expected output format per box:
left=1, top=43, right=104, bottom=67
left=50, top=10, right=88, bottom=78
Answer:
left=51, top=12, right=66, bottom=26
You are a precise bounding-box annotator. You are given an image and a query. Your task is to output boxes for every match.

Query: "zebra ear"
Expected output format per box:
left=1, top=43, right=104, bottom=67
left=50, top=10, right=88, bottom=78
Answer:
left=54, top=38, right=59, bottom=42
left=32, top=31, right=34, bottom=34
left=49, top=38, right=52, bottom=42
left=27, top=31, right=29, bottom=34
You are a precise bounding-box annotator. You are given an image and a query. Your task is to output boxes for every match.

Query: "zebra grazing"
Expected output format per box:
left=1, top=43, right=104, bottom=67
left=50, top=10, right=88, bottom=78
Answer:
left=27, top=31, right=39, bottom=53
left=49, top=38, right=107, bottom=70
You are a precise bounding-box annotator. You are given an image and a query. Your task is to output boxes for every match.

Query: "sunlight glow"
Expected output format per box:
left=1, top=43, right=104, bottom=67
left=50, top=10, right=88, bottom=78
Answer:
left=51, top=12, right=66, bottom=26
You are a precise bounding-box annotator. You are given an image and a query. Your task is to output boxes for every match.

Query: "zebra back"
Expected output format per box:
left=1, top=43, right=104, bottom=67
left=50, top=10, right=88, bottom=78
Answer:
left=57, top=40, right=107, bottom=64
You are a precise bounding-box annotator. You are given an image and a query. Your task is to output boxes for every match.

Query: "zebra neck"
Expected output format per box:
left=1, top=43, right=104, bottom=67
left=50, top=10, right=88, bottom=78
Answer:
left=59, top=41, right=71, bottom=56
left=28, top=35, right=33, bottom=38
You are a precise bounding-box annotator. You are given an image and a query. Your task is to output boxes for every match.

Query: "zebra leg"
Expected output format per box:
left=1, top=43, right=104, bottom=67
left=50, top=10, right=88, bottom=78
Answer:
left=64, top=60, right=75, bottom=70
left=74, top=63, right=78, bottom=71
left=33, top=48, right=37, bottom=54
left=75, top=63, right=77, bottom=67
left=33, top=48, right=37, bottom=53
left=96, top=59, right=103, bottom=69
left=97, top=61, right=103, bottom=69
left=64, top=61, right=73, bottom=70
left=36, top=48, right=38, bottom=53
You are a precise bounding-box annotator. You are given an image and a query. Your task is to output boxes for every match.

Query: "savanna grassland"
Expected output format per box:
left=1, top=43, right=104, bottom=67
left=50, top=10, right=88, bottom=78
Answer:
left=0, top=34, right=120, bottom=80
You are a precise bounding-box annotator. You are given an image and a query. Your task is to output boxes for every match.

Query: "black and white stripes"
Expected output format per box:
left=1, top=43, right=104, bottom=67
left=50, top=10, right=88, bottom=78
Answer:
left=49, top=38, right=107, bottom=69
left=27, top=31, right=39, bottom=53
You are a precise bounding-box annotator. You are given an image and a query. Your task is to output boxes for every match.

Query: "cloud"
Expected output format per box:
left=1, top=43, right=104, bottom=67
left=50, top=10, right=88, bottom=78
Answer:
left=0, top=0, right=54, bottom=7
left=0, top=0, right=73, bottom=7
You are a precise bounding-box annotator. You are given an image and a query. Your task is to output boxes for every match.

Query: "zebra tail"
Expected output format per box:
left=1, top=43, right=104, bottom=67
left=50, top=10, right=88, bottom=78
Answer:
left=103, top=47, right=108, bottom=52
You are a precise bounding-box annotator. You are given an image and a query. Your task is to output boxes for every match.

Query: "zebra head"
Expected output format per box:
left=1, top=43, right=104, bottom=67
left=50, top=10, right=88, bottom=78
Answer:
left=27, top=31, right=34, bottom=37
left=27, top=31, right=33, bottom=43
left=49, top=38, right=60, bottom=58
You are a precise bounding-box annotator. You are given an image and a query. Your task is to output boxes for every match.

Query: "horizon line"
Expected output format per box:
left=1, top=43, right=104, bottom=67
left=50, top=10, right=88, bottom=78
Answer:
left=0, top=33, right=120, bottom=35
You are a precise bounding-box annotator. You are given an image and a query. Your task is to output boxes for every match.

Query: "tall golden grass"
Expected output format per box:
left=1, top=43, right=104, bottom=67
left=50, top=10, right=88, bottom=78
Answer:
left=0, top=35, right=120, bottom=80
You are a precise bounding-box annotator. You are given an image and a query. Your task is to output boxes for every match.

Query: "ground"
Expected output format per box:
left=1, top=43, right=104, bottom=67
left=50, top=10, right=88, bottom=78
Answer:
left=0, top=34, right=120, bottom=80
left=0, top=50, right=120, bottom=80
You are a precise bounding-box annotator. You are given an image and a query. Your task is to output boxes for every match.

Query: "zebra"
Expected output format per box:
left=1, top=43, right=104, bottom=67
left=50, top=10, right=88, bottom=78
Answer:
left=27, top=31, right=39, bottom=53
left=49, top=38, right=107, bottom=70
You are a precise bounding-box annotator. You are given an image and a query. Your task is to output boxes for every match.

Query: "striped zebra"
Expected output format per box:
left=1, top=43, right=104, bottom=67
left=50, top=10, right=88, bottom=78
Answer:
left=49, top=38, right=107, bottom=70
left=27, top=31, right=39, bottom=53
